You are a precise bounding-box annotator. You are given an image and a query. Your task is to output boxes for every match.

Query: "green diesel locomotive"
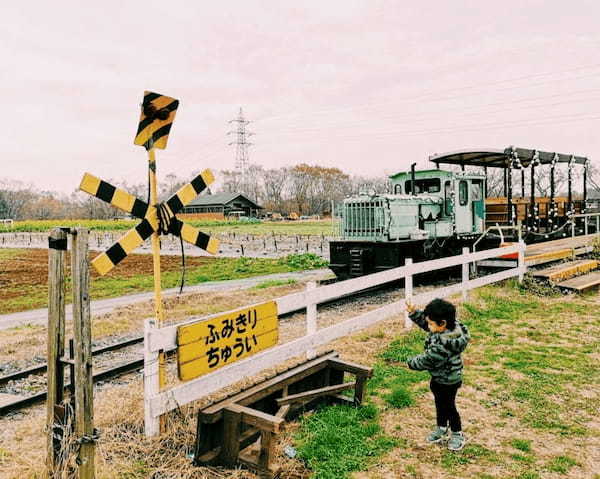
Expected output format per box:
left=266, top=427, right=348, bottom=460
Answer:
left=329, top=167, right=485, bottom=279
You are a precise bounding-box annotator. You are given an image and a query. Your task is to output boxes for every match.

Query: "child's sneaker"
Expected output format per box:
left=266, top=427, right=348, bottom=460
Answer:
left=447, top=431, right=467, bottom=451
left=426, top=426, right=449, bottom=444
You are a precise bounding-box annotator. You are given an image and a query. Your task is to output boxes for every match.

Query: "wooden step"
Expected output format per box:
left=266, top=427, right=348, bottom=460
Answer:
left=532, top=259, right=599, bottom=283
left=556, top=271, right=600, bottom=292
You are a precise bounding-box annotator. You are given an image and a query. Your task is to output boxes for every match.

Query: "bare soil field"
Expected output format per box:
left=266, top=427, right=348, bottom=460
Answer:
left=0, top=248, right=325, bottom=314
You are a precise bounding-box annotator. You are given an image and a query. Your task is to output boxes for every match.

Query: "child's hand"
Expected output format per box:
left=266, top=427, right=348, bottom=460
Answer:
left=405, top=301, right=416, bottom=315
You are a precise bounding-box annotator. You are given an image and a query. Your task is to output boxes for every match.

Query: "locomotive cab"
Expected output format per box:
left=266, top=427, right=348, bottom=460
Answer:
left=389, top=169, right=486, bottom=238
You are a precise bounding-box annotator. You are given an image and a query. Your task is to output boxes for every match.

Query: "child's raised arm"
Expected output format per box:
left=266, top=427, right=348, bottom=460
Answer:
left=406, top=302, right=429, bottom=332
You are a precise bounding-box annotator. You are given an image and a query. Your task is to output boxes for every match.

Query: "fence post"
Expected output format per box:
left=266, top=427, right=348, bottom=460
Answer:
left=518, top=241, right=525, bottom=283
left=404, top=258, right=413, bottom=329
left=306, top=281, right=317, bottom=359
left=71, top=228, right=95, bottom=479
left=47, top=227, right=67, bottom=474
left=144, top=318, right=160, bottom=437
left=462, top=247, right=469, bottom=301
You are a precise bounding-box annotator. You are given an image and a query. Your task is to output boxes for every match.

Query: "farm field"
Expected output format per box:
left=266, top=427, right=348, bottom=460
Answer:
left=0, top=282, right=598, bottom=478
left=0, top=248, right=328, bottom=315
left=0, top=219, right=339, bottom=236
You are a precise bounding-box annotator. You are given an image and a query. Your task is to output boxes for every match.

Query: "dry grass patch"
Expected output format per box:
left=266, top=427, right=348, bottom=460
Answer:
left=1, top=282, right=599, bottom=478
left=0, top=282, right=305, bottom=365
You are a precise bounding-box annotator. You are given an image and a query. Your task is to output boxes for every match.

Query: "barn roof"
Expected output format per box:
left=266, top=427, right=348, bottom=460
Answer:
left=429, top=147, right=589, bottom=168
left=186, top=192, right=262, bottom=209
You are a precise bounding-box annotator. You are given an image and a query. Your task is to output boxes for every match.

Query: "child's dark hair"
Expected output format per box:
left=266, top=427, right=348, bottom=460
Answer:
left=424, top=298, right=456, bottom=330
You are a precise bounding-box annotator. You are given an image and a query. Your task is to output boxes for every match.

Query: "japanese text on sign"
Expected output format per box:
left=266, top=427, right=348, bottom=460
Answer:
left=176, top=301, right=278, bottom=381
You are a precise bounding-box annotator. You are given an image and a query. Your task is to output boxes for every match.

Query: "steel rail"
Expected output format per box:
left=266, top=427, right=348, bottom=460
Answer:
left=0, top=335, right=143, bottom=387
left=0, top=357, right=145, bottom=416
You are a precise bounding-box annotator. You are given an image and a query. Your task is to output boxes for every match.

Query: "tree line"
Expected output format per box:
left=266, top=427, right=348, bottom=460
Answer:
left=0, top=165, right=390, bottom=220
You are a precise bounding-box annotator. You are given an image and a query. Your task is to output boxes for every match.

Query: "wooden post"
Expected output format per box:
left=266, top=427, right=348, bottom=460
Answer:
left=306, top=281, right=317, bottom=360
left=258, top=430, right=273, bottom=472
left=47, top=228, right=67, bottom=473
left=147, top=148, right=167, bottom=432
left=461, top=247, right=469, bottom=301
left=71, top=228, right=95, bottom=479
left=221, top=407, right=241, bottom=467
left=404, top=258, right=413, bottom=329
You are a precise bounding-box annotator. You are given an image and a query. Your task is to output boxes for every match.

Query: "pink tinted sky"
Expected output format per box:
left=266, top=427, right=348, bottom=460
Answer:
left=2, top=1, right=600, bottom=193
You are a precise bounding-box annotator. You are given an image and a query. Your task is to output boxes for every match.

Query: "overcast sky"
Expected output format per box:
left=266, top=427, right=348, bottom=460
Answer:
left=2, top=1, right=600, bottom=194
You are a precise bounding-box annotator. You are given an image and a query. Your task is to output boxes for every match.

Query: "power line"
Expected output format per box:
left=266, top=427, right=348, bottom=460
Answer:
left=254, top=64, right=600, bottom=125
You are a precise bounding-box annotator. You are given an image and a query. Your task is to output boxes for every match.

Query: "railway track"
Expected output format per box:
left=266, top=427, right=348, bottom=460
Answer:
left=0, top=277, right=410, bottom=416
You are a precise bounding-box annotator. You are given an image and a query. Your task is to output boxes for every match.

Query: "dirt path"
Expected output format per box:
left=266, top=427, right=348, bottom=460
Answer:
left=0, top=268, right=331, bottom=331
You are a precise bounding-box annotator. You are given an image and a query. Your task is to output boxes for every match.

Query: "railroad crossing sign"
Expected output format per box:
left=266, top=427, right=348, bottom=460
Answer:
left=79, top=169, right=219, bottom=274
left=79, top=90, right=219, bottom=275
left=176, top=301, right=279, bottom=381
left=134, top=91, right=179, bottom=150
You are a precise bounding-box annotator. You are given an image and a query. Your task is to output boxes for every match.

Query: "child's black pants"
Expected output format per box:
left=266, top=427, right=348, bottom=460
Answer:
left=430, top=379, right=462, bottom=432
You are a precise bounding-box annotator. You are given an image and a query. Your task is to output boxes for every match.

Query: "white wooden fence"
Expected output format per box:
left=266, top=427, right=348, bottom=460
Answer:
left=144, top=242, right=526, bottom=436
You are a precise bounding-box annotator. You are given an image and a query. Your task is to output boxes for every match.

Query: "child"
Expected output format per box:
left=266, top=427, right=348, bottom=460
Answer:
left=405, top=298, right=470, bottom=451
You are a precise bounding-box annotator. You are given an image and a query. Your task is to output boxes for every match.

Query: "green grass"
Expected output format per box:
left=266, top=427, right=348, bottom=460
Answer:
left=251, top=278, right=297, bottom=289
left=0, top=219, right=338, bottom=235
left=546, top=455, right=579, bottom=474
left=510, top=438, right=532, bottom=453
left=385, top=386, right=414, bottom=408
left=294, top=404, right=398, bottom=479
left=291, top=283, right=599, bottom=479
left=440, top=444, right=499, bottom=468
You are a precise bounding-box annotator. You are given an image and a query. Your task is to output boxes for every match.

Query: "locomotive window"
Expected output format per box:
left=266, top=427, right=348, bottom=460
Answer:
left=394, top=184, right=402, bottom=194
left=444, top=181, right=452, bottom=216
left=471, top=181, right=482, bottom=201
left=459, top=180, right=468, bottom=206
left=405, top=178, right=441, bottom=194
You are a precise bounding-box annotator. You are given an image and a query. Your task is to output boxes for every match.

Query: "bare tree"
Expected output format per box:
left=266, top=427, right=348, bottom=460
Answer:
left=263, top=167, right=289, bottom=212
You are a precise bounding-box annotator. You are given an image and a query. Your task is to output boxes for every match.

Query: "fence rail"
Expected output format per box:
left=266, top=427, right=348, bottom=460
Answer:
left=144, top=242, right=525, bottom=436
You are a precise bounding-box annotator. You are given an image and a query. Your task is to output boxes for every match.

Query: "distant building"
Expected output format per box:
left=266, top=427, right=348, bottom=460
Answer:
left=180, top=193, right=262, bottom=219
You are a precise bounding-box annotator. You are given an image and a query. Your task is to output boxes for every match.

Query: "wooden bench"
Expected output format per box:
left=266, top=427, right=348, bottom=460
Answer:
left=193, top=350, right=373, bottom=477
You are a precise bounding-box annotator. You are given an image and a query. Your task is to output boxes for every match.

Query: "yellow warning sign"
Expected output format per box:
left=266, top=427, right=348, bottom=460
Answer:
left=177, top=301, right=279, bottom=381
left=134, top=91, right=179, bottom=150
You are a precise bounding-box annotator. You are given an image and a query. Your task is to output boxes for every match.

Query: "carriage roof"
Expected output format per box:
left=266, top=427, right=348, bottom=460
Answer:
left=429, top=147, right=588, bottom=169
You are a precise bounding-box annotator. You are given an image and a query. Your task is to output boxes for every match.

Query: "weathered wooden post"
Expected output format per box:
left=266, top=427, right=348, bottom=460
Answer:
left=47, top=227, right=67, bottom=473
left=71, top=228, right=95, bottom=479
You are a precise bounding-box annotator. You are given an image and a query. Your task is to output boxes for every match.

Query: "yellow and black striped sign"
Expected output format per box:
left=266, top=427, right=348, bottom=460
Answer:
left=78, top=168, right=219, bottom=275
left=134, top=91, right=179, bottom=150
left=91, top=218, right=156, bottom=275
left=79, top=173, right=148, bottom=218
left=166, top=169, right=214, bottom=214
